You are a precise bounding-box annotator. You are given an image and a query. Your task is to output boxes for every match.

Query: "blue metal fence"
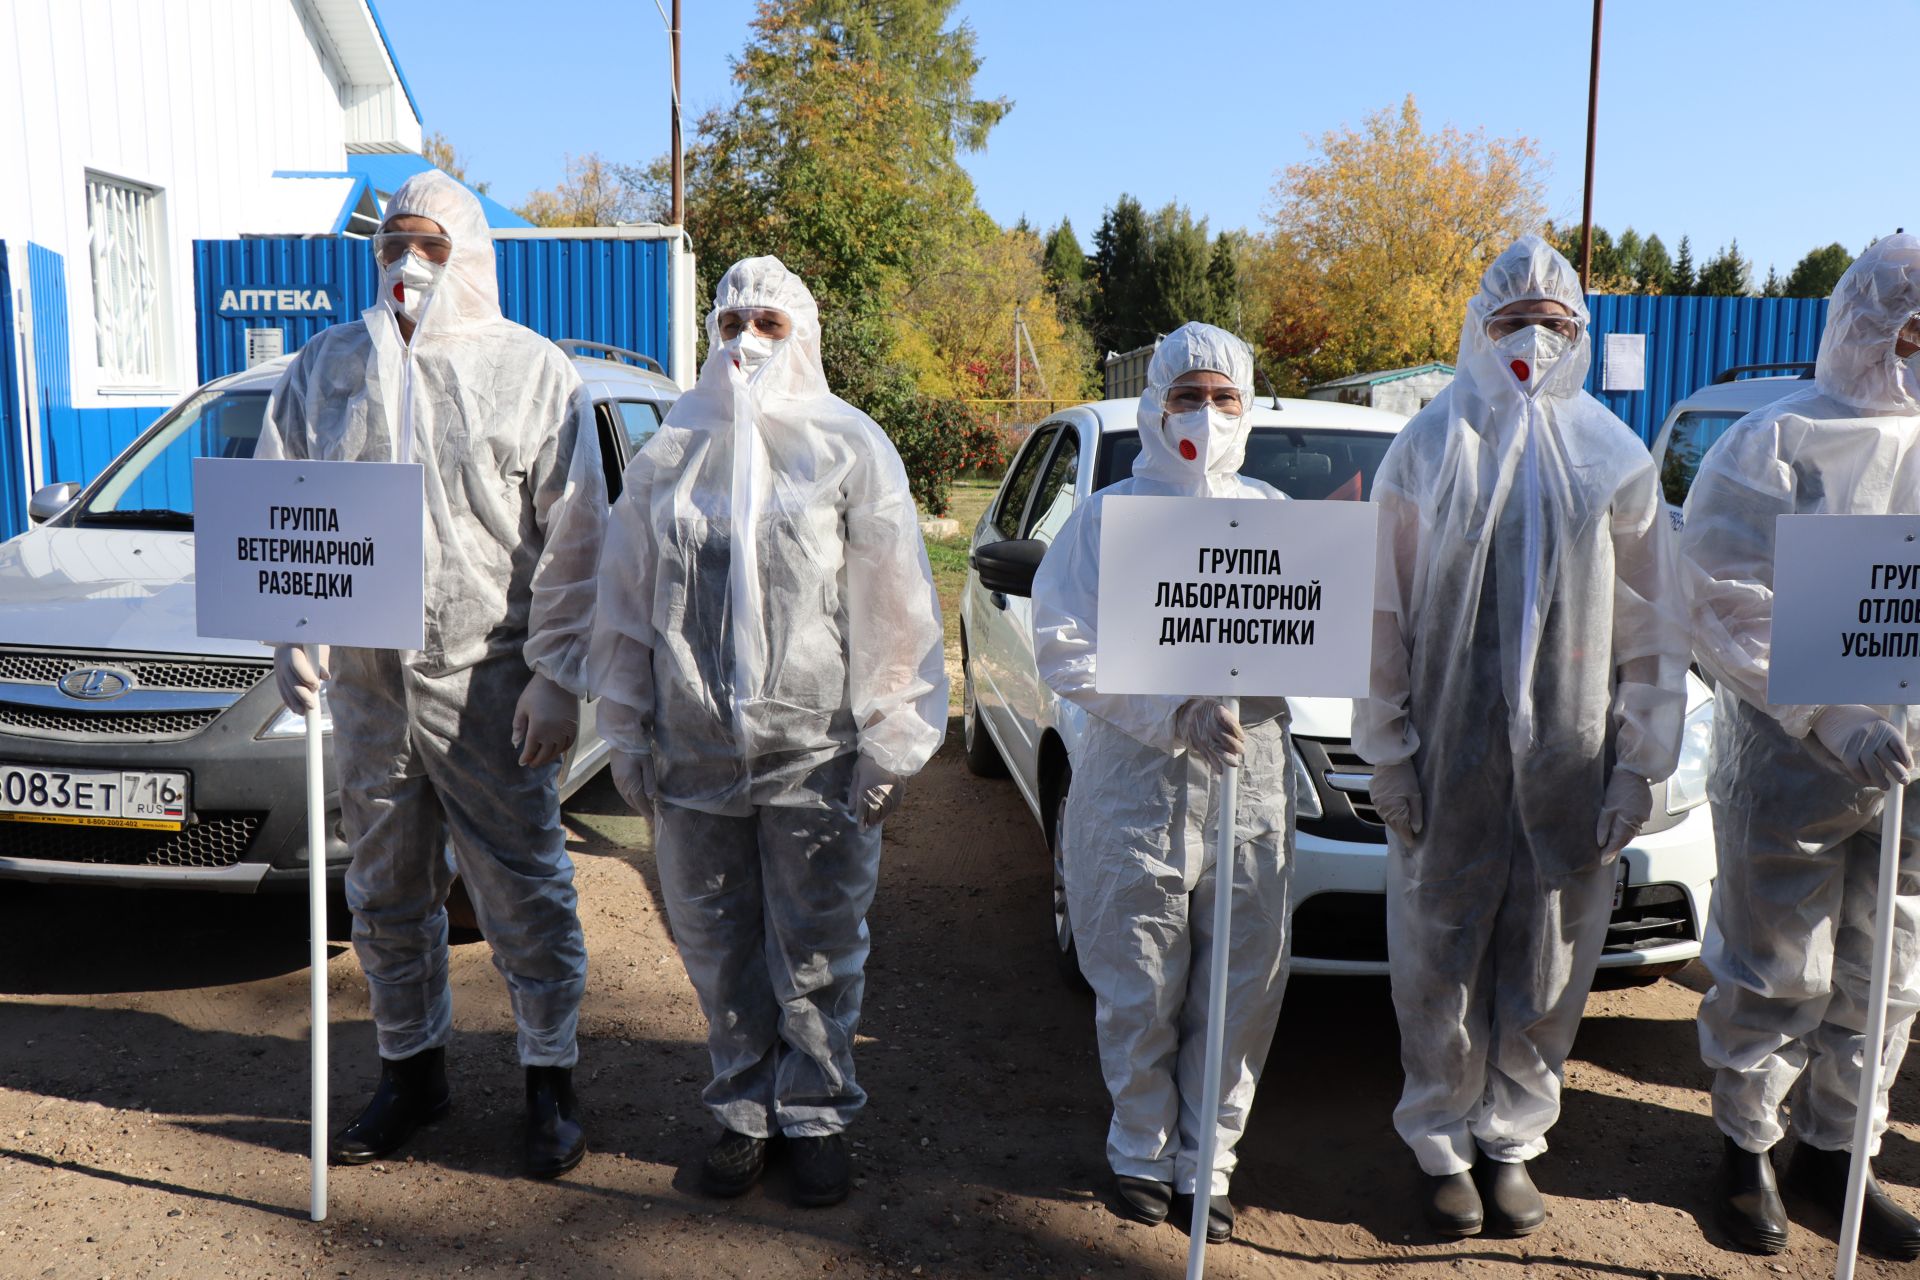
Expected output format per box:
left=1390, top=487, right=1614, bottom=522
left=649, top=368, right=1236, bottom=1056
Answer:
left=0, top=247, right=23, bottom=540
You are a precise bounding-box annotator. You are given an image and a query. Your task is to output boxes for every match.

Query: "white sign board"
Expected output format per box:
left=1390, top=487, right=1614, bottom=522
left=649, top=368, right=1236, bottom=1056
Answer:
left=1603, top=333, right=1646, bottom=392
left=245, top=327, right=285, bottom=368
left=1095, top=496, right=1379, bottom=698
left=1769, top=514, right=1920, bottom=705
left=193, top=457, right=426, bottom=649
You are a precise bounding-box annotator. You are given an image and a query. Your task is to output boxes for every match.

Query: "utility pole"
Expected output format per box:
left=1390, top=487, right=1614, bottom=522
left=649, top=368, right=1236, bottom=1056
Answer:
left=1012, top=304, right=1023, bottom=406
left=1579, top=0, right=1603, bottom=291
left=670, top=0, right=684, bottom=227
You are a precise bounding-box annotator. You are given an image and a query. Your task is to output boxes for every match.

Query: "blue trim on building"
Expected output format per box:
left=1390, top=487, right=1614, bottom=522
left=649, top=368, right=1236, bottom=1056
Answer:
left=266, top=170, right=372, bottom=235
left=0, top=245, right=25, bottom=540
left=346, top=153, right=532, bottom=229
left=361, top=0, right=423, bottom=127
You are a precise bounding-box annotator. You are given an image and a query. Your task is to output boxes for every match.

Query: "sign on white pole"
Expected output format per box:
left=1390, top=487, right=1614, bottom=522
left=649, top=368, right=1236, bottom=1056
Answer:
left=1093, top=496, right=1377, bottom=1279
left=1095, top=496, right=1379, bottom=698
left=1770, top=513, right=1916, bottom=1280
left=1602, top=333, right=1646, bottom=392
left=193, top=456, right=426, bottom=1224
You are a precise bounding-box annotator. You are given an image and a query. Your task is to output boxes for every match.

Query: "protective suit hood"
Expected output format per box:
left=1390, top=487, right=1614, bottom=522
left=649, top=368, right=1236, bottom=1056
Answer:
left=378, top=170, right=501, bottom=337
left=1133, top=322, right=1258, bottom=494
left=1814, top=233, right=1920, bottom=414
left=695, top=255, right=832, bottom=403
left=1457, top=234, right=1593, bottom=414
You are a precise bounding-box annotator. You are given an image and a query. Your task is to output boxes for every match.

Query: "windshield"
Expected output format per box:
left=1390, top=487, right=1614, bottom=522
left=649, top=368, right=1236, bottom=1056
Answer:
left=1658, top=410, right=1748, bottom=507
left=1096, top=425, right=1396, bottom=499
left=76, top=388, right=270, bottom=527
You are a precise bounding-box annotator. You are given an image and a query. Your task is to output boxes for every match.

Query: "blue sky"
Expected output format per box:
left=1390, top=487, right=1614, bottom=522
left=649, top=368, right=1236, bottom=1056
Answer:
left=376, top=0, right=1914, bottom=283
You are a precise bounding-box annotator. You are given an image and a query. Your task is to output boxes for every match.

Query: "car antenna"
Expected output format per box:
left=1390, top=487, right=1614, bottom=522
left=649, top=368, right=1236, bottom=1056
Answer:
left=1255, top=364, right=1283, bottom=411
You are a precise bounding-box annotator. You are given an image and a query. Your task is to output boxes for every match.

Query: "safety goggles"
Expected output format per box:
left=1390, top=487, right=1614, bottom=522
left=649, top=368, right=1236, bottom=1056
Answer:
left=1163, top=385, right=1246, bottom=414
left=1486, top=311, right=1582, bottom=342
left=372, top=232, right=453, bottom=267
left=717, top=308, right=792, bottom=339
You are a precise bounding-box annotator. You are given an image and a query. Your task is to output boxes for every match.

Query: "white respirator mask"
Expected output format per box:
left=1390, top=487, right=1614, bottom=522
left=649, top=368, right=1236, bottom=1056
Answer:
left=723, top=331, right=783, bottom=383
left=1161, top=405, right=1242, bottom=476
left=1492, top=325, right=1574, bottom=394
left=380, top=252, right=444, bottom=325
left=1901, top=348, right=1920, bottom=402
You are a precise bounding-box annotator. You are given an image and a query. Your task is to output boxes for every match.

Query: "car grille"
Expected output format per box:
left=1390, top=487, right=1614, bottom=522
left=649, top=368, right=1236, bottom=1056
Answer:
left=1605, top=884, right=1697, bottom=953
left=0, top=649, right=269, bottom=692
left=0, top=812, right=262, bottom=869
left=0, top=705, right=223, bottom=740
left=1289, top=884, right=1699, bottom=965
left=1320, top=743, right=1384, bottom=826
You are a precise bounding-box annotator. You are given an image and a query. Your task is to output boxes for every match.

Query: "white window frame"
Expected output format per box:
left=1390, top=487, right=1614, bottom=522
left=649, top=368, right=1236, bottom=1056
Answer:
left=84, top=171, right=169, bottom=389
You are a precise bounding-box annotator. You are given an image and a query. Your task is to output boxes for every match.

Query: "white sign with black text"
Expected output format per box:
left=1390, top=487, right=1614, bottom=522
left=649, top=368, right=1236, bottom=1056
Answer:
left=1769, top=513, right=1920, bottom=706
left=193, top=457, right=426, bottom=650
left=1094, top=496, right=1379, bottom=698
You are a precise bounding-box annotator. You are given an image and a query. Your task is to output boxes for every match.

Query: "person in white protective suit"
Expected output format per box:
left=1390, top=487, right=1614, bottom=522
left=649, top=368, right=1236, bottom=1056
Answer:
left=1354, top=235, right=1690, bottom=1238
left=1030, top=322, right=1292, bottom=1245
left=261, top=169, right=606, bottom=1179
left=587, top=256, right=947, bottom=1208
left=1682, top=233, right=1920, bottom=1260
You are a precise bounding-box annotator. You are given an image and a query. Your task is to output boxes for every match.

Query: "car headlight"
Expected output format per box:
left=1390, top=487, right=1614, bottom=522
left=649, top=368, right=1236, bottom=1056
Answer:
left=1666, top=698, right=1713, bottom=815
left=259, top=690, right=333, bottom=739
left=1288, top=742, right=1323, bottom=821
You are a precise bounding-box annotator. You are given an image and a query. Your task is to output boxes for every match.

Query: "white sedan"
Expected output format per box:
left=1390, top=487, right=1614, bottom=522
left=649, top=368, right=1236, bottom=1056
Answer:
left=959, top=396, right=1716, bottom=982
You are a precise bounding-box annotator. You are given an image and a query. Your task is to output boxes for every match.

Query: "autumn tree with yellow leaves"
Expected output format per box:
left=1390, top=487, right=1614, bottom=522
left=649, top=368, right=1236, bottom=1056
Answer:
left=1251, top=96, right=1546, bottom=393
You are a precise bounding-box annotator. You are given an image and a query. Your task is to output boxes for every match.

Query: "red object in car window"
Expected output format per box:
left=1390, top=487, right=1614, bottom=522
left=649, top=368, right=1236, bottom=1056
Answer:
left=1326, top=470, right=1363, bottom=502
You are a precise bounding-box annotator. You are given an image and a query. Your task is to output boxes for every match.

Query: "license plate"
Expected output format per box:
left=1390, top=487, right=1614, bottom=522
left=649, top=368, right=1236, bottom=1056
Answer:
left=0, top=764, right=189, bottom=831
left=1612, top=860, right=1629, bottom=911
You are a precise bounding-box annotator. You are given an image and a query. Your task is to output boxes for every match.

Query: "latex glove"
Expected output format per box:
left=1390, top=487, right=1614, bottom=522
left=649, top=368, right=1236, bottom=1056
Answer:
left=512, top=672, right=579, bottom=769
left=1368, top=759, right=1424, bottom=843
left=1595, top=769, right=1654, bottom=863
left=1812, top=705, right=1915, bottom=791
left=611, top=751, right=656, bottom=813
left=1173, top=698, right=1246, bottom=771
left=272, top=643, right=330, bottom=714
left=851, top=755, right=903, bottom=830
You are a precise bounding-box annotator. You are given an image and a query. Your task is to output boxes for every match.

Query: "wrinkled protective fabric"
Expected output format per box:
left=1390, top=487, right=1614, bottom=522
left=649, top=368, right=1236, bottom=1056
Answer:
left=331, top=648, right=586, bottom=1067
left=1681, top=233, right=1920, bottom=1154
left=1033, top=322, right=1292, bottom=1194
left=1355, top=237, right=1690, bottom=1174
left=651, top=754, right=881, bottom=1138
left=259, top=169, right=604, bottom=1067
left=587, top=255, right=947, bottom=811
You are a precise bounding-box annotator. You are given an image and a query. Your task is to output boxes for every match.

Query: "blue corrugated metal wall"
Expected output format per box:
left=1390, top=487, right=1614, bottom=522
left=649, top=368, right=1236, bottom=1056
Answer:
left=0, top=246, right=24, bottom=540
left=193, top=235, right=673, bottom=382
left=1583, top=293, right=1830, bottom=442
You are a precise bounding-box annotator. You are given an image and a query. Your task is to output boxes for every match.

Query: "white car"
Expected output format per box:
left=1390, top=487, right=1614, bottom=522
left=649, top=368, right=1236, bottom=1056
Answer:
left=0, top=341, right=676, bottom=893
left=960, top=397, right=1717, bottom=982
left=1651, top=363, right=1815, bottom=529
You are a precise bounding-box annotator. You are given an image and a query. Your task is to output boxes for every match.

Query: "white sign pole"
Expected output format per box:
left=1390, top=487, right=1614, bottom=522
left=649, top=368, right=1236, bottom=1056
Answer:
left=1835, top=755, right=1906, bottom=1280
left=305, top=645, right=329, bottom=1223
left=1185, top=698, right=1240, bottom=1280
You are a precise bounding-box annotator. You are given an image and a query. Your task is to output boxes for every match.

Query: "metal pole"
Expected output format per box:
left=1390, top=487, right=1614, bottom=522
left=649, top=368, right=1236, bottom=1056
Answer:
left=1012, top=305, right=1022, bottom=407
left=1185, top=695, right=1240, bottom=1280
left=1578, top=0, right=1603, bottom=291
left=670, top=0, right=684, bottom=228
left=305, top=645, right=329, bottom=1222
left=1835, top=740, right=1908, bottom=1280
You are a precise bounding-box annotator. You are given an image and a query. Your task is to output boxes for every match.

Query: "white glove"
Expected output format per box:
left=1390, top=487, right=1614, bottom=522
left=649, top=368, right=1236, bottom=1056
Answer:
left=611, top=751, right=656, bottom=813
left=1368, top=759, right=1424, bottom=843
left=1812, top=705, right=1915, bottom=791
left=1173, top=698, right=1245, bottom=771
left=272, top=643, right=330, bottom=714
left=512, top=672, right=579, bottom=768
left=1596, top=769, right=1653, bottom=862
left=851, top=755, right=903, bottom=830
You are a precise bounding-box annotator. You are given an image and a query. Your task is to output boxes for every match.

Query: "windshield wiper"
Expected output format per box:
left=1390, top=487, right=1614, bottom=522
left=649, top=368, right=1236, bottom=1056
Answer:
left=77, top=509, right=195, bottom=529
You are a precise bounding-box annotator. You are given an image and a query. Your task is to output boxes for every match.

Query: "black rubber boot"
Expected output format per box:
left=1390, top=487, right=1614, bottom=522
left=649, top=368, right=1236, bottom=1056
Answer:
left=331, top=1047, right=450, bottom=1165
left=1788, top=1142, right=1920, bottom=1261
left=1171, top=1192, right=1234, bottom=1243
left=790, top=1133, right=851, bottom=1207
left=1115, top=1174, right=1172, bottom=1226
left=524, top=1066, right=586, bottom=1179
left=1717, top=1137, right=1788, bottom=1255
left=1424, top=1170, right=1484, bottom=1237
left=1478, top=1158, right=1546, bottom=1237
left=700, top=1129, right=770, bottom=1198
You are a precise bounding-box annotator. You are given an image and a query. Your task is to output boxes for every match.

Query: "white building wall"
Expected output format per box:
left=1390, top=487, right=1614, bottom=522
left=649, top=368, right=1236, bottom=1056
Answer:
left=0, top=0, right=359, bottom=408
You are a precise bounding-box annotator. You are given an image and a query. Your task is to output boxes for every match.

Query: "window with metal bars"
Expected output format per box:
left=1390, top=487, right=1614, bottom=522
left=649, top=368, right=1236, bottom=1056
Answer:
left=84, top=172, right=167, bottom=386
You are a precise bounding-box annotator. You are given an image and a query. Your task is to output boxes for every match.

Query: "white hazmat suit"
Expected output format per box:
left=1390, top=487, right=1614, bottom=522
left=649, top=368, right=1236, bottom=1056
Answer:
left=1354, top=236, right=1689, bottom=1178
left=259, top=170, right=606, bottom=1072
left=1684, top=233, right=1920, bottom=1160
left=588, top=257, right=947, bottom=1141
left=1032, top=323, right=1294, bottom=1200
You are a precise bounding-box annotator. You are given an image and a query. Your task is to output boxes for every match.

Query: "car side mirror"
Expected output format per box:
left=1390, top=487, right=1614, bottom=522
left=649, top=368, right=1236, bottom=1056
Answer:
left=970, top=537, right=1047, bottom=599
left=28, top=482, right=78, bottom=524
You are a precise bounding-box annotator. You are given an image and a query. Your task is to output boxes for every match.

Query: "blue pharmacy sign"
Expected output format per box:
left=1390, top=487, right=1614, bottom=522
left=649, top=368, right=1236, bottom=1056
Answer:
left=212, top=285, right=350, bottom=319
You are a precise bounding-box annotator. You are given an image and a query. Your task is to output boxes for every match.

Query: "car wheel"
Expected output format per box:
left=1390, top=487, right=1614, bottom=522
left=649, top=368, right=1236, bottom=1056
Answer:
left=1048, top=764, right=1089, bottom=991
left=961, top=651, right=1009, bottom=778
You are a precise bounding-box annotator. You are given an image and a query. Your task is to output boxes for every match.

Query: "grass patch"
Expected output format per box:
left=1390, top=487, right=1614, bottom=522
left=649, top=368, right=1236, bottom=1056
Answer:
left=923, top=479, right=1003, bottom=709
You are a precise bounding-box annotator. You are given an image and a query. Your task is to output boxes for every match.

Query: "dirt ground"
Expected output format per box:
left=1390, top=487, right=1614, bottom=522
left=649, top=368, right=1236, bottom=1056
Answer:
left=6, top=730, right=1920, bottom=1279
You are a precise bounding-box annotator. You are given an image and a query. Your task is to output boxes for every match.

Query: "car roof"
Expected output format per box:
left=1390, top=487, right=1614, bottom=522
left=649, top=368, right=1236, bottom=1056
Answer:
left=197, top=349, right=681, bottom=398
left=1668, top=375, right=1810, bottom=415
left=1057, top=396, right=1409, bottom=436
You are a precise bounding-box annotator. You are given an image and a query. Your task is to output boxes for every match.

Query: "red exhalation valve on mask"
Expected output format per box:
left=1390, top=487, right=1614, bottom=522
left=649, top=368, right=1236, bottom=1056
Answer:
left=392, top=281, right=406, bottom=304
left=1510, top=359, right=1532, bottom=382
left=1178, top=439, right=1199, bottom=461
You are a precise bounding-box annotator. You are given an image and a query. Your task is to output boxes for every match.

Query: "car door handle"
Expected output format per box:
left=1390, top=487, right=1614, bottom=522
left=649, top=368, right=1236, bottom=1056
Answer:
left=990, top=591, right=1009, bottom=610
